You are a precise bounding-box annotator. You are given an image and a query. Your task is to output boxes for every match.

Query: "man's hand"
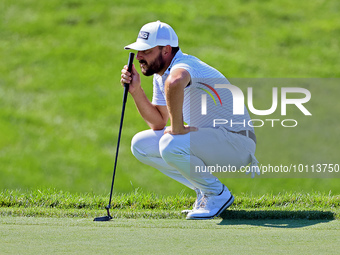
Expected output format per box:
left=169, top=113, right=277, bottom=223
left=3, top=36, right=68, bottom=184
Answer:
left=246, top=166, right=260, bottom=178
left=120, top=64, right=141, bottom=95
left=246, top=154, right=260, bottom=178
left=164, top=125, right=198, bottom=135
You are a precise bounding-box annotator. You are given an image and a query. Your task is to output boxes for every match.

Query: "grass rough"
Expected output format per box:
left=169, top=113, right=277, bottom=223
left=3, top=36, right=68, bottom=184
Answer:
left=0, top=189, right=338, bottom=219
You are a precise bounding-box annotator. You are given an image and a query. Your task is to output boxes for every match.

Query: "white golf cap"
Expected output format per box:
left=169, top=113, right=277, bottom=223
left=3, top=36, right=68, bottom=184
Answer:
left=124, top=21, right=178, bottom=51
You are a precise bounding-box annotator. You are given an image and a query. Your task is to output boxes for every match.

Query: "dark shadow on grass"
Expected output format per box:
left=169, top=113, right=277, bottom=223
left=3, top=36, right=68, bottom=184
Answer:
left=218, top=210, right=335, bottom=228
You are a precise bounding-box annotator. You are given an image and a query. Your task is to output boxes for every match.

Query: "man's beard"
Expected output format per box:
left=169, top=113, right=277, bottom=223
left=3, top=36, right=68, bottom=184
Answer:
left=139, top=52, right=165, bottom=76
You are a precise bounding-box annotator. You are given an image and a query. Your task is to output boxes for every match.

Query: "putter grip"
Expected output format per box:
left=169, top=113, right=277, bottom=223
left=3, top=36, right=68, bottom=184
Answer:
left=125, top=52, right=135, bottom=89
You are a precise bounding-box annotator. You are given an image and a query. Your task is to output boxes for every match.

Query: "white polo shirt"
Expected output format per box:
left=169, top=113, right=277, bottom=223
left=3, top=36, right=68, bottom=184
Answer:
left=152, top=50, right=254, bottom=132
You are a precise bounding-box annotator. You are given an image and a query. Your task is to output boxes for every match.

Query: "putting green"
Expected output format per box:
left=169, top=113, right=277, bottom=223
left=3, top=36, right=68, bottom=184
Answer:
left=0, top=217, right=339, bottom=254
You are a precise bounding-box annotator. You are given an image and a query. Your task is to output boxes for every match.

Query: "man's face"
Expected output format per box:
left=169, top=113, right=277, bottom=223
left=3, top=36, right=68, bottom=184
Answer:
left=137, top=47, right=165, bottom=76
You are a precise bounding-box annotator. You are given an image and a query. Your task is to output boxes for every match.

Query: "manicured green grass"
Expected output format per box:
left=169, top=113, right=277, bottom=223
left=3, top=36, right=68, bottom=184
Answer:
left=0, top=217, right=339, bottom=254
left=1, top=189, right=338, bottom=253
left=1, top=0, right=339, bottom=195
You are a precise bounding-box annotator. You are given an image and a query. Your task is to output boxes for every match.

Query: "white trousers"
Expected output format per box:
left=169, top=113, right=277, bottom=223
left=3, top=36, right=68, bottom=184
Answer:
left=131, top=127, right=256, bottom=196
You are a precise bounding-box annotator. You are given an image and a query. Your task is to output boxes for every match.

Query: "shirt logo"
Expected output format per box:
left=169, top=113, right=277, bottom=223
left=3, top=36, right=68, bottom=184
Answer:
left=138, top=31, right=150, bottom=40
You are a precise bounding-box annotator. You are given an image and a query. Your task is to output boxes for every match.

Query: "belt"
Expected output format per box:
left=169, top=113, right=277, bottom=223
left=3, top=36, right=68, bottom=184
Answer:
left=230, top=130, right=257, bottom=144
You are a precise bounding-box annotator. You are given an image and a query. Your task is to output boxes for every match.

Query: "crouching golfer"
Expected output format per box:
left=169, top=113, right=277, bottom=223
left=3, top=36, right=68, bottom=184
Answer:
left=121, top=21, right=258, bottom=220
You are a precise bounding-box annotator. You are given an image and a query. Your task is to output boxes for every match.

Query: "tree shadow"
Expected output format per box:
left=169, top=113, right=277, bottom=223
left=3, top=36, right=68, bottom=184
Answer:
left=218, top=210, right=336, bottom=228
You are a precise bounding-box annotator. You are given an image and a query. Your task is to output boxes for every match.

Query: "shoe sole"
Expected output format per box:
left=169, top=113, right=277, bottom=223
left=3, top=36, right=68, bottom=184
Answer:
left=186, top=195, right=234, bottom=220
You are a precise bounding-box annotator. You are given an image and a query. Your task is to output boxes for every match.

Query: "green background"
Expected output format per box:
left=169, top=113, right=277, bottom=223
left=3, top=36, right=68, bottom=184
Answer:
left=1, top=0, right=339, bottom=195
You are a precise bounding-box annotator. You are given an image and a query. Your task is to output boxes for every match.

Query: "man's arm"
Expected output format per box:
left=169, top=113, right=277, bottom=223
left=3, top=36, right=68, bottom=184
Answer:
left=121, top=64, right=168, bottom=130
left=164, top=68, right=197, bottom=135
left=130, top=87, right=169, bottom=130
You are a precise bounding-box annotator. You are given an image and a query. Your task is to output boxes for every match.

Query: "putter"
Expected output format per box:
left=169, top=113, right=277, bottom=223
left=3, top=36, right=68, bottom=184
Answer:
left=94, top=52, right=135, bottom=221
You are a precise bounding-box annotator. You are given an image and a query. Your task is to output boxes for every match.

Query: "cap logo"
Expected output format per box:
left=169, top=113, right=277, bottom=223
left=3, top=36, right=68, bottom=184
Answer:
left=138, top=31, right=150, bottom=40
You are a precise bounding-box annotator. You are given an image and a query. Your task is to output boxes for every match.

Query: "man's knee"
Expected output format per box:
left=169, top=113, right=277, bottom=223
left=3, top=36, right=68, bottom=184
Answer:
left=159, top=134, right=186, bottom=163
left=131, top=129, right=163, bottom=161
left=131, top=131, right=148, bottom=160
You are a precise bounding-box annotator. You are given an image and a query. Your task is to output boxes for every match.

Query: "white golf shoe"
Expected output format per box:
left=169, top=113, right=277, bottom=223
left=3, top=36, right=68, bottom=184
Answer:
left=186, top=185, right=234, bottom=220
left=181, top=189, right=202, bottom=214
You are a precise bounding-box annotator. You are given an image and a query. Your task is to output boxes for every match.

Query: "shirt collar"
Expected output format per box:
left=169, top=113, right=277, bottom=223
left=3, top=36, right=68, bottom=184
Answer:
left=163, top=49, right=184, bottom=76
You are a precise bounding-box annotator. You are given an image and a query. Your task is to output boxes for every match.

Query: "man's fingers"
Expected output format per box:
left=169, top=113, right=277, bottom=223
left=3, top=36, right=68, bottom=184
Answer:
left=121, top=64, right=139, bottom=81
left=246, top=167, right=260, bottom=178
left=164, top=126, right=198, bottom=135
left=163, top=127, right=171, bottom=134
left=184, top=125, right=198, bottom=132
left=120, top=75, right=131, bottom=85
left=120, top=64, right=140, bottom=94
left=121, top=66, right=132, bottom=85
left=121, top=72, right=132, bottom=81
left=121, top=68, right=131, bottom=77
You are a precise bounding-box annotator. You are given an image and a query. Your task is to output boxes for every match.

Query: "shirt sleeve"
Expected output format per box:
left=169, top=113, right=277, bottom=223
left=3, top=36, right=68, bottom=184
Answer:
left=170, top=62, right=194, bottom=79
left=151, top=75, right=167, bottom=105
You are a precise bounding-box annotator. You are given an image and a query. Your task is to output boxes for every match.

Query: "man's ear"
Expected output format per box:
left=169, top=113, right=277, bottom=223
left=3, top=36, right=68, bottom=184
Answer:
left=162, top=45, right=172, bottom=56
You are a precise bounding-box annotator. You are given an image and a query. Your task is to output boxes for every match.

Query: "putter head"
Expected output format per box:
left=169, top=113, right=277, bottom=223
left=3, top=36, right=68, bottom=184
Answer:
left=93, top=206, right=113, bottom=221
left=93, top=215, right=112, bottom=221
